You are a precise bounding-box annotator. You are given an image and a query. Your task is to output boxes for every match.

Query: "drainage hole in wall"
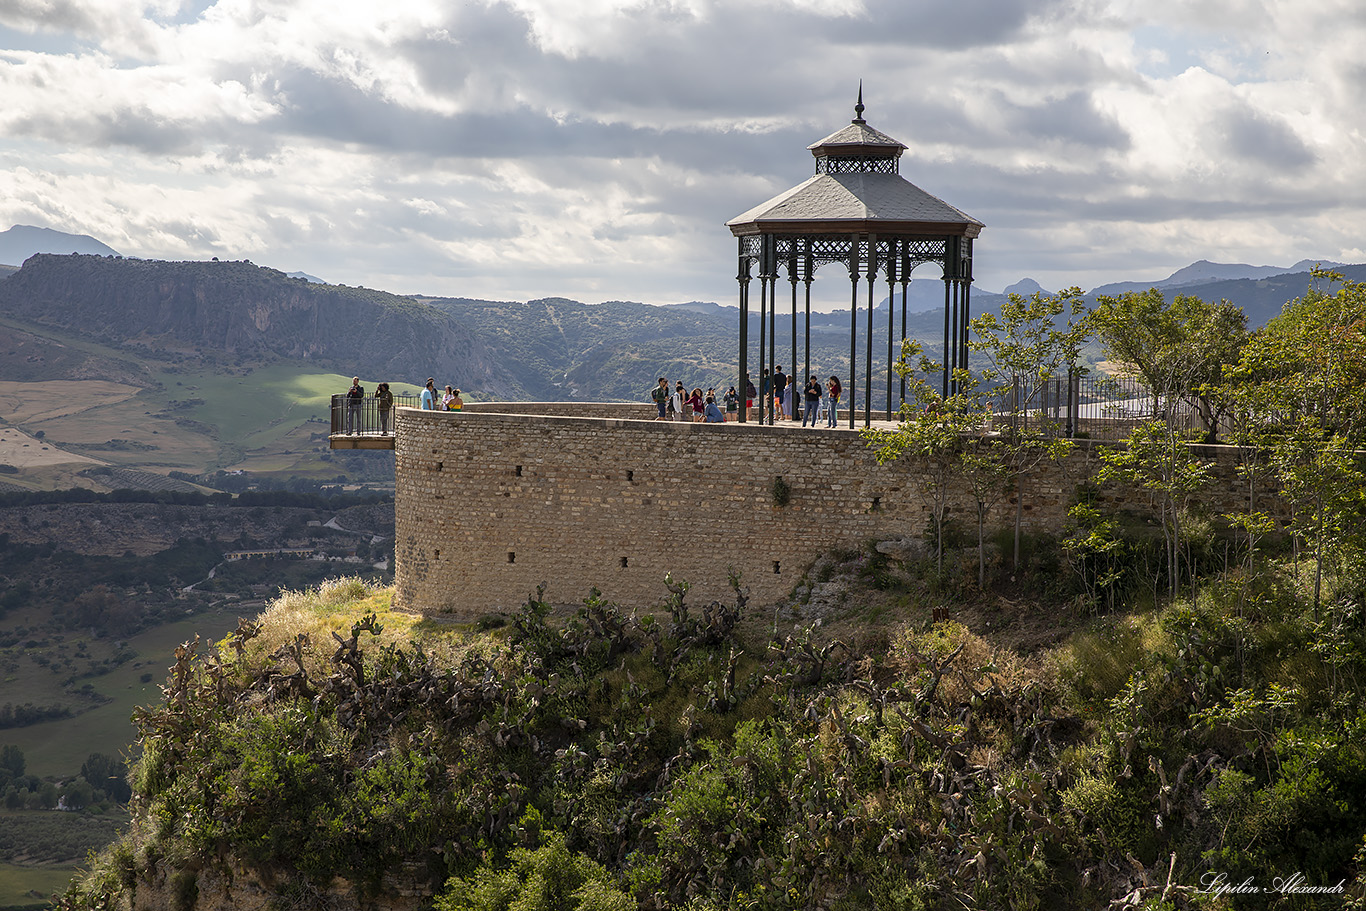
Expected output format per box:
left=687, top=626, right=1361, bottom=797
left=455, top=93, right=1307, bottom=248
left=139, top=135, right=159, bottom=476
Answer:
left=620, top=557, right=629, bottom=568
left=515, top=465, right=523, bottom=477
left=435, top=461, right=443, bottom=471
left=871, top=495, right=881, bottom=511
left=626, top=470, right=634, bottom=482
left=773, top=560, right=781, bottom=574
left=507, top=552, right=516, bottom=564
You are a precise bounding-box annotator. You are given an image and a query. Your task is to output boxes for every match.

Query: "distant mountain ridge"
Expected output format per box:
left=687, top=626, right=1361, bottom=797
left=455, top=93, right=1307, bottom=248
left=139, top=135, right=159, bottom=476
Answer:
left=2, top=240, right=1364, bottom=406
left=1089, top=259, right=1350, bottom=297
left=0, top=224, right=119, bottom=265
left=0, top=254, right=520, bottom=394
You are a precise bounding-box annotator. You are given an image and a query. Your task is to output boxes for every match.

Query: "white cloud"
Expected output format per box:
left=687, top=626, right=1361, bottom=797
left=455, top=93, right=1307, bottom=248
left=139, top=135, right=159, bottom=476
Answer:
left=1, top=0, right=1364, bottom=303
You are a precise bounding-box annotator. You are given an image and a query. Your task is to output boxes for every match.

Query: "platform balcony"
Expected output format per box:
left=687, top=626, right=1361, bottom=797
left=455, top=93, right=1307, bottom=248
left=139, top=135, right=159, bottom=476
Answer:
left=328, top=392, right=419, bottom=449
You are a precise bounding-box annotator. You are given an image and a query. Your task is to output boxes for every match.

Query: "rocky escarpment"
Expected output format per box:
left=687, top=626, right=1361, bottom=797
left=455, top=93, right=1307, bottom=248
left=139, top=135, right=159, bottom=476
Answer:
left=0, top=255, right=520, bottom=395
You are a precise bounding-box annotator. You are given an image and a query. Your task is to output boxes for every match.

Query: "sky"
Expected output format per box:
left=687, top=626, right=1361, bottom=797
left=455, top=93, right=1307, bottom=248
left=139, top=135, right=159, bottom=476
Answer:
left=1, top=0, right=1364, bottom=308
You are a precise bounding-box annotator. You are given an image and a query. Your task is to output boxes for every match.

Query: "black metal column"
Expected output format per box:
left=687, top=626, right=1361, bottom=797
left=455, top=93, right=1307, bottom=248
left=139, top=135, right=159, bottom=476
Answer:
left=899, top=266, right=909, bottom=409
left=942, top=275, right=951, bottom=398
left=738, top=244, right=750, bottom=424
left=848, top=237, right=860, bottom=430
left=864, top=233, right=876, bottom=428
left=803, top=263, right=812, bottom=399
left=885, top=241, right=895, bottom=420
left=758, top=260, right=767, bottom=425
left=790, top=258, right=798, bottom=421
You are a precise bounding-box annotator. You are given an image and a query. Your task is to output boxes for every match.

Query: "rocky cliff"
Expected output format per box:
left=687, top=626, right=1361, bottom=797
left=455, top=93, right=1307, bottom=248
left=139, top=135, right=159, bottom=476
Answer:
left=0, top=254, right=520, bottom=394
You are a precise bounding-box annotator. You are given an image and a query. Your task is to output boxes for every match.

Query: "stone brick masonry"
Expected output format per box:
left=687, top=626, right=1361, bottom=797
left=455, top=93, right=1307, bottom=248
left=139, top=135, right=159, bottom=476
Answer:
left=393, top=406, right=1275, bottom=620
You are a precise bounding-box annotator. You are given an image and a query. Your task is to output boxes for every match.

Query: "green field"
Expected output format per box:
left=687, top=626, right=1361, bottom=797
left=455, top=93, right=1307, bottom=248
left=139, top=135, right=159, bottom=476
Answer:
left=0, top=861, right=79, bottom=910
left=2, top=347, right=415, bottom=484
left=152, top=364, right=424, bottom=451
left=1, top=609, right=246, bottom=777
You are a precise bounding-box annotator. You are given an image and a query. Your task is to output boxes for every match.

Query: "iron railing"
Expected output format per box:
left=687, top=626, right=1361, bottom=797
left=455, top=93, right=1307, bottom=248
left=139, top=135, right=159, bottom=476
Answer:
left=329, top=393, right=420, bottom=437
left=988, top=373, right=1203, bottom=442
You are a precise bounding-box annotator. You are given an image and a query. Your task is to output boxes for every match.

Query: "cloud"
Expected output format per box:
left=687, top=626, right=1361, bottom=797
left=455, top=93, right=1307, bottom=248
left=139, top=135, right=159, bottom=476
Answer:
left=2, top=0, right=1366, bottom=306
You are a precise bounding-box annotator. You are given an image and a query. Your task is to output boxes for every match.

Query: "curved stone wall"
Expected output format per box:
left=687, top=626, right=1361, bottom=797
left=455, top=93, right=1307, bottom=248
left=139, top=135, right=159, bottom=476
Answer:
left=393, top=407, right=1070, bottom=618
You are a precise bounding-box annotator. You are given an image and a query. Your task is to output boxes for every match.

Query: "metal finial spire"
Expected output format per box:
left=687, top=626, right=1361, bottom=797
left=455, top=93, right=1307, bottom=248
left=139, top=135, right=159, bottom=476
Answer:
left=853, top=81, right=865, bottom=123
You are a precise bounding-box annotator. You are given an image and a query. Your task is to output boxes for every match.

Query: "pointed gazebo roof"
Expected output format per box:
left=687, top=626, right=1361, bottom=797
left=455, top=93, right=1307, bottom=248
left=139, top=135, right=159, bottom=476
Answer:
left=727, top=93, right=982, bottom=239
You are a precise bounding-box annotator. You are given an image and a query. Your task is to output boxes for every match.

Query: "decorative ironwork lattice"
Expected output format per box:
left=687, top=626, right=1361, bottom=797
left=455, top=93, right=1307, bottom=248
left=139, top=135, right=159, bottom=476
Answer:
left=816, top=156, right=899, bottom=175
left=740, top=235, right=962, bottom=282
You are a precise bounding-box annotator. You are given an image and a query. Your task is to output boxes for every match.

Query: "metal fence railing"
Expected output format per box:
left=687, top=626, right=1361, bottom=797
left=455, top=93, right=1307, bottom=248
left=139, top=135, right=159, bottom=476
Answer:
left=330, top=393, right=420, bottom=436
left=988, top=373, right=1203, bottom=442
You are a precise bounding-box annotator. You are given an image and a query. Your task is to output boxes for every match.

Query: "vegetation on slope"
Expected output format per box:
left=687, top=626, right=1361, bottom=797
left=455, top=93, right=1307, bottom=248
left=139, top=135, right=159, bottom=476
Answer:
left=47, top=549, right=1366, bottom=910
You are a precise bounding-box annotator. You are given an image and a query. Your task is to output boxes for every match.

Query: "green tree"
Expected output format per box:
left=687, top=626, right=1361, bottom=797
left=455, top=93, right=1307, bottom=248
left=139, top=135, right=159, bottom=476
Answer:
left=970, top=287, right=1087, bottom=568
left=1227, top=274, right=1366, bottom=610
left=0, top=744, right=23, bottom=778
left=436, top=830, right=632, bottom=911
left=1089, top=289, right=1248, bottom=441
left=81, top=752, right=131, bottom=803
left=1097, top=420, right=1213, bottom=598
left=864, top=343, right=987, bottom=576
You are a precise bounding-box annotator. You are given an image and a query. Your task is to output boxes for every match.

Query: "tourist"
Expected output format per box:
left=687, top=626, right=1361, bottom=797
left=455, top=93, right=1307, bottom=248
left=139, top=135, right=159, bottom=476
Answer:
left=689, top=387, right=705, bottom=422
left=376, top=382, right=394, bottom=435
left=784, top=376, right=797, bottom=421
left=826, top=376, right=842, bottom=427
left=448, top=388, right=464, bottom=411
left=723, top=386, right=739, bottom=421
left=773, top=365, right=787, bottom=420
left=672, top=382, right=686, bottom=421
left=704, top=396, right=725, bottom=422
left=802, top=376, right=822, bottom=427
left=345, top=376, right=365, bottom=434
left=745, top=374, right=756, bottom=420
left=651, top=377, right=669, bottom=420
left=442, top=385, right=458, bottom=410
left=420, top=378, right=438, bottom=410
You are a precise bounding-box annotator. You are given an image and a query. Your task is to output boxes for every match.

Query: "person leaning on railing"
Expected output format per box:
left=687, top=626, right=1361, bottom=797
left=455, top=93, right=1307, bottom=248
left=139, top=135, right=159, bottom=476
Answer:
left=376, top=382, right=394, bottom=435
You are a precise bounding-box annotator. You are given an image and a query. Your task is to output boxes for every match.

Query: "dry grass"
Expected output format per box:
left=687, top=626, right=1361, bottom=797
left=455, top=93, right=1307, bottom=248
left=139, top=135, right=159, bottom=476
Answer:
left=887, top=620, right=1049, bottom=705
left=238, top=577, right=498, bottom=680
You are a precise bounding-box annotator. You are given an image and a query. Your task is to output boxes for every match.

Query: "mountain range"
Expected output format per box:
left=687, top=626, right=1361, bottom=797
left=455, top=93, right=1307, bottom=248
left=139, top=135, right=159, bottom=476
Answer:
left=2, top=224, right=1364, bottom=406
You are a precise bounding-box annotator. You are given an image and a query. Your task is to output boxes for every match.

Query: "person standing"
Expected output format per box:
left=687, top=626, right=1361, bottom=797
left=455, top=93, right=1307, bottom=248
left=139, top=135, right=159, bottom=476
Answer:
left=802, top=376, right=822, bottom=427
left=672, top=382, right=686, bottom=421
left=689, top=387, right=705, bottom=422
left=826, top=375, right=842, bottom=428
left=420, top=378, right=438, bottom=411
left=650, top=377, right=669, bottom=420
left=376, top=382, right=394, bottom=435
left=723, top=385, right=739, bottom=421
left=345, top=376, right=365, bottom=434
left=773, top=365, right=787, bottom=420
left=745, top=374, right=757, bottom=420
left=448, top=388, right=464, bottom=411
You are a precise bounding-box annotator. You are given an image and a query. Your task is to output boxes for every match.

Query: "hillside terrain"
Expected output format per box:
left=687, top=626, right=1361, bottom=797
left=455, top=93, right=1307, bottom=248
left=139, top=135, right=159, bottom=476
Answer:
left=49, top=538, right=1366, bottom=910
left=4, top=258, right=1366, bottom=908
left=1, top=252, right=1364, bottom=495
left=0, top=493, right=395, bottom=909
left=0, top=255, right=512, bottom=391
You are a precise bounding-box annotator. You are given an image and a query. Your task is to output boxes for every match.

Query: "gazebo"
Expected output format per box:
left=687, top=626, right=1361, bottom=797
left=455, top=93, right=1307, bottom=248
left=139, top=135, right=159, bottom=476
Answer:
left=727, top=90, right=984, bottom=426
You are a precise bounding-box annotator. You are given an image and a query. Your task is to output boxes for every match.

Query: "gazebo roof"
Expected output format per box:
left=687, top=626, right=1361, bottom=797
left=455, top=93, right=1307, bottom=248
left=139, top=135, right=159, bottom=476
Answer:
left=727, top=96, right=983, bottom=239
left=726, top=172, right=983, bottom=238
left=806, top=120, right=907, bottom=156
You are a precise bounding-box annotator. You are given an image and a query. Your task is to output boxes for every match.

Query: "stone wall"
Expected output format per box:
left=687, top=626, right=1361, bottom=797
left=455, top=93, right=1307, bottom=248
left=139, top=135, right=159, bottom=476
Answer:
left=393, top=407, right=1276, bottom=619
left=459, top=401, right=654, bottom=419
